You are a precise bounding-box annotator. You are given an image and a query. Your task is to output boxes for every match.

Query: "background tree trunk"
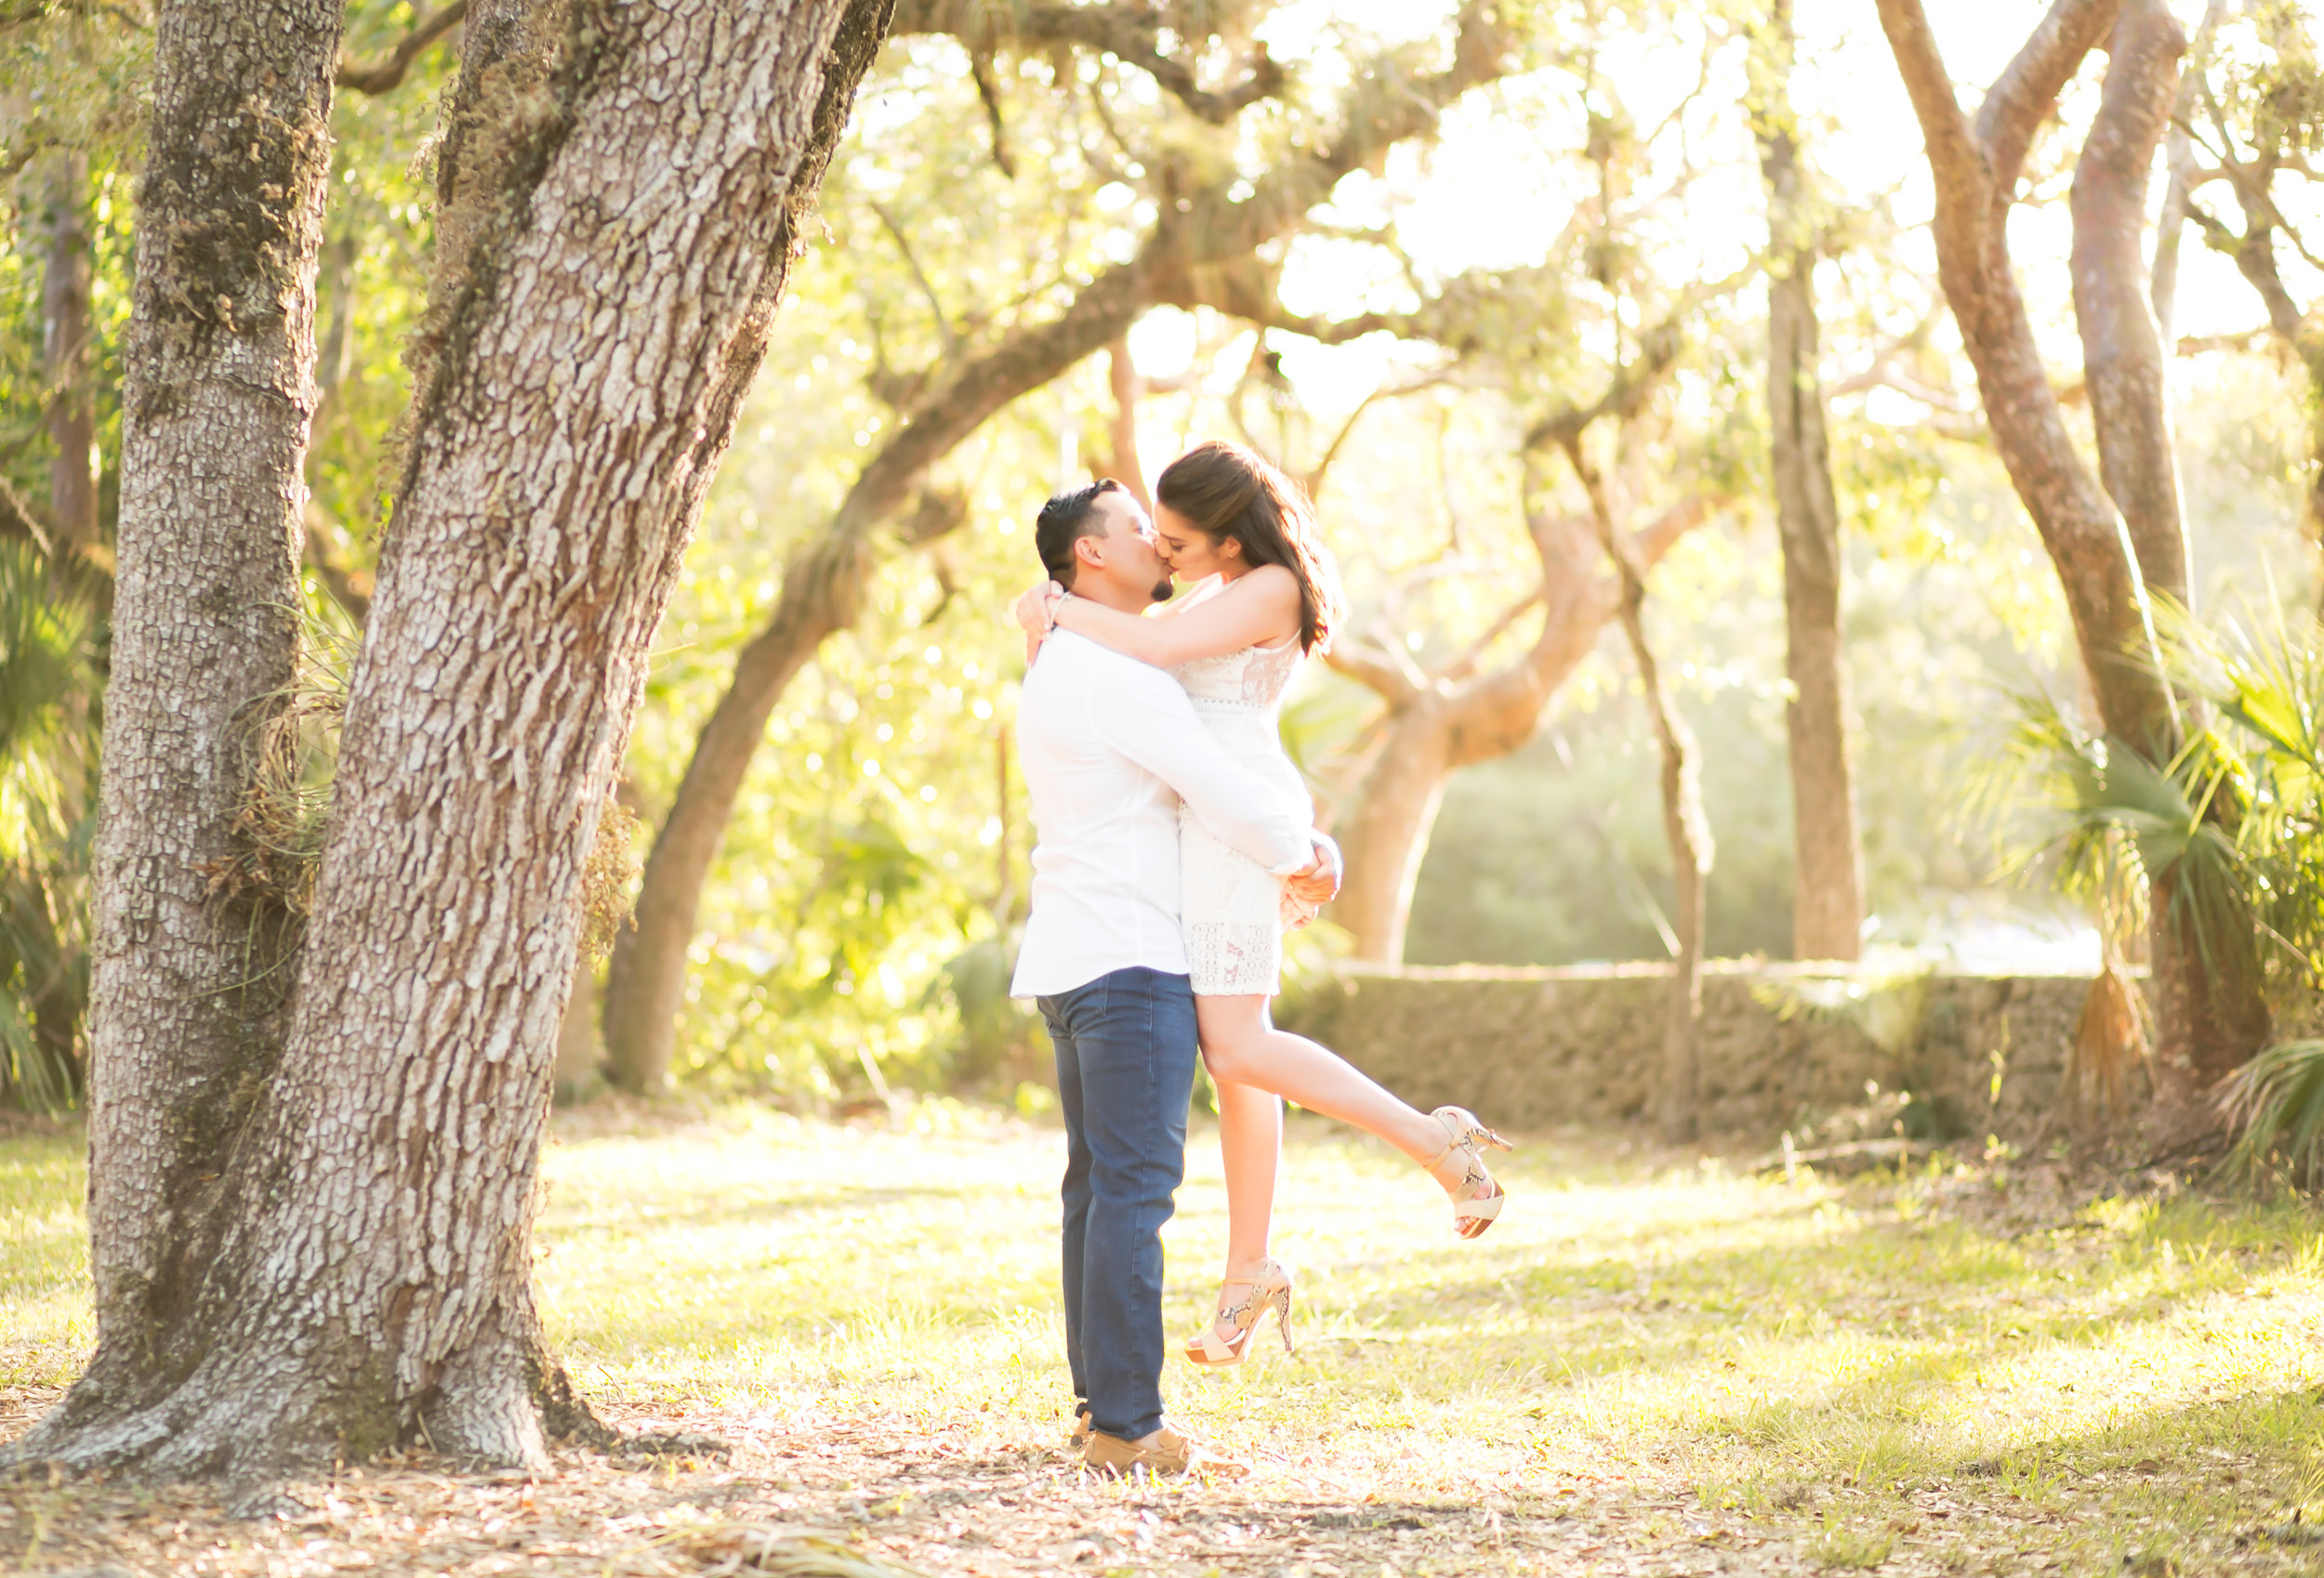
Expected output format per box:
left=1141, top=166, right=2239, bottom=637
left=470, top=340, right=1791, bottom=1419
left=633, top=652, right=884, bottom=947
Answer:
left=22, top=0, right=895, bottom=1481
left=67, top=0, right=337, bottom=1425
left=2077, top=0, right=2270, bottom=1127
left=1328, top=498, right=1710, bottom=962
left=2071, top=0, right=2189, bottom=602
left=553, top=965, right=603, bottom=1100
left=1876, top=0, right=2269, bottom=1142
left=1572, top=445, right=1710, bottom=1145
left=1755, top=3, right=1864, bottom=963
left=41, top=150, right=100, bottom=553
left=1330, top=696, right=1453, bottom=962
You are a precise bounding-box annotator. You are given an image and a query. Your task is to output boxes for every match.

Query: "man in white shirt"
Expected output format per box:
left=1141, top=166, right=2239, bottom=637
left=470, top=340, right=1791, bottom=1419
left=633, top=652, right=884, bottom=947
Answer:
left=1010, top=479, right=1338, bottom=1476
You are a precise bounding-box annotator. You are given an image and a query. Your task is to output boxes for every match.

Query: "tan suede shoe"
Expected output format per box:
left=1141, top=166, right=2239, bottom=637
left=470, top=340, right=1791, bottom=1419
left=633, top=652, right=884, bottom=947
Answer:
left=1067, top=1405, right=1092, bottom=1449
left=1081, top=1426, right=1249, bottom=1478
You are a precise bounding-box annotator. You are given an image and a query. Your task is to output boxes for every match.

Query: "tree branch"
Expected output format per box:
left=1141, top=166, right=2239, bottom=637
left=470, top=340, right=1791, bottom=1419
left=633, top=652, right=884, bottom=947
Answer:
left=1426, top=582, right=1547, bottom=688
left=337, top=0, right=467, bottom=95
left=2070, top=0, right=2187, bottom=598
left=2175, top=326, right=2269, bottom=354
left=869, top=199, right=963, bottom=357
left=0, top=475, right=54, bottom=559
left=2151, top=0, right=2228, bottom=340
left=1522, top=323, right=1683, bottom=454
left=1874, top=0, right=1994, bottom=256
left=887, top=0, right=1283, bottom=124
left=967, top=51, right=1016, bottom=178
left=1973, top=0, right=2125, bottom=199
left=1632, top=494, right=1718, bottom=565
left=1303, top=376, right=1452, bottom=502
left=1324, top=638, right=1423, bottom=706
left=830, top=1, right=1516, bottom=545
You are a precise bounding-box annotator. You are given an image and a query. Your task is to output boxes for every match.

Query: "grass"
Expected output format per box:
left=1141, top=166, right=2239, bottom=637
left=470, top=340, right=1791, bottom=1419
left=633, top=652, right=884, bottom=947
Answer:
left=7, top=1102, right=2324, bottom=1573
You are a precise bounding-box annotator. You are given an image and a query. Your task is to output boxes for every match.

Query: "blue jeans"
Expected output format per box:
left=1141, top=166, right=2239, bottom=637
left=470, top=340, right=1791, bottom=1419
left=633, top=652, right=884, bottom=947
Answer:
left=1038, top=966, right=1199, bottom=1442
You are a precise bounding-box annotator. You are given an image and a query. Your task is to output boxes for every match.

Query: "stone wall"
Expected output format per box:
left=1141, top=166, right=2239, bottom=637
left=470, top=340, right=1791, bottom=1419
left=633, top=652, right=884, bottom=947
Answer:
left=1274, top=962, right=2101, bottom=1149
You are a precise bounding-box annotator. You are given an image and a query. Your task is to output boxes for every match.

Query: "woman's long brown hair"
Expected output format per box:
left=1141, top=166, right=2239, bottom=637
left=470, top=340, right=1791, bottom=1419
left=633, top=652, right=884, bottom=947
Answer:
left=1153, top=440, right=1345, bottom=654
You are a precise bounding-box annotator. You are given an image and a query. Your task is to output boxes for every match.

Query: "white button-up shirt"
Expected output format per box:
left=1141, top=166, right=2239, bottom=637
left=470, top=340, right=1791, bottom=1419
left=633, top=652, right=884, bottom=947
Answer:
left=1009, top=630, right=1315, bottom=999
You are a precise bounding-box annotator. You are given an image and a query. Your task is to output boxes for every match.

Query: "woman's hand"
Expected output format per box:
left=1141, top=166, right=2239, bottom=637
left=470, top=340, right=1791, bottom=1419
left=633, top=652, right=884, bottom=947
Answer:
left=1013, top=581, right=1064, bottom=665
left=1013, top=582, right=1064, bottom=639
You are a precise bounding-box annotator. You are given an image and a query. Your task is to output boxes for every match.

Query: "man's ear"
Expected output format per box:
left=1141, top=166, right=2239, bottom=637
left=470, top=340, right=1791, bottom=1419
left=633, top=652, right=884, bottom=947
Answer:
left=1073, top=533, right=1106, bottom=574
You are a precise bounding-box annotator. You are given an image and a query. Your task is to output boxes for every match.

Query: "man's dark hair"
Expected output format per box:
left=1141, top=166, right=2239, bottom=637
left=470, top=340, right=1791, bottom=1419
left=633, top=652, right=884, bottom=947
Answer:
left=1035, top=478, right=1127, bottom=587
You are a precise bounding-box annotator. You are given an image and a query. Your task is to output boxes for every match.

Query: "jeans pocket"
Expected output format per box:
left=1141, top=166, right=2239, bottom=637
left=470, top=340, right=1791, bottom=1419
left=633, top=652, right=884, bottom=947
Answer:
left=1053, top=978, right=1112, bottom=1037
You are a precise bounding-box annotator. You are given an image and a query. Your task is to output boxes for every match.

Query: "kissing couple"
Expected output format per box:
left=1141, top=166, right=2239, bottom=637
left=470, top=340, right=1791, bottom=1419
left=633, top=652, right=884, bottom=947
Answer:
left=1006, top=439, right=1512, bottom=1475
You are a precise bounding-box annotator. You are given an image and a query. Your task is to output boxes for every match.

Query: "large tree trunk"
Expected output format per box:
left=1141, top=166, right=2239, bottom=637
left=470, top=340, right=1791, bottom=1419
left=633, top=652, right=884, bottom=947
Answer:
left=602, top=1, right=1517, bottom=1090
left=71, top=0, right=336, bottom=1414
left=41, top=150, right=100, bottom=553
left=1876, top=0, right=2268, bottom=1143
left=21, top=0, right=894, bottom=1482
left=1756, top=4, right=1864, bottom=963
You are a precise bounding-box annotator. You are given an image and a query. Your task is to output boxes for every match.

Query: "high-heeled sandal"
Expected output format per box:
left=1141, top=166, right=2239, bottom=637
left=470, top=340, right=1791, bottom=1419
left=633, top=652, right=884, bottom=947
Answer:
left=1182, top=1257, right=1296, bottom=1367
left=1427, top=1105, right=1512, bottom=1240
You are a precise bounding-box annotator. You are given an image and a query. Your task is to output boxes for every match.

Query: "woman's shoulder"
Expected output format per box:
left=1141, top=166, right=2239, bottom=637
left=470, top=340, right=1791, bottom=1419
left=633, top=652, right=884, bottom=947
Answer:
left=1236, top=563, right=1301, bottom=596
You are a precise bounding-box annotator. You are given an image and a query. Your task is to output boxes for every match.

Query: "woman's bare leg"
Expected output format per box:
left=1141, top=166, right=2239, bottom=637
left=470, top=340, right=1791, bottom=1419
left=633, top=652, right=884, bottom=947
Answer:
left=1209, top=1072, right=1280, bottom=1277
left=1195, top=994, right=1446, bottom=1165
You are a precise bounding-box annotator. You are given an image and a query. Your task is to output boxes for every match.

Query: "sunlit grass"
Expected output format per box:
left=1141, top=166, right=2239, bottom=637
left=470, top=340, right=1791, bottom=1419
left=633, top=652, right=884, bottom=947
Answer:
left=0, top=1126, right=88, bottom=1389
left=7, top=1104, right=2323, bottom=1570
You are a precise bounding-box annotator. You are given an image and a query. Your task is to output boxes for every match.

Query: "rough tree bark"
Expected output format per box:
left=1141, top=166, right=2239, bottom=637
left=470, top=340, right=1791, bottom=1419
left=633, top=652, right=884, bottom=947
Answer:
left=1753, top=0, right=1864, bottom=962
left=20, top=0, right=895, bottom=1481
left=1875, top=0, right=2268, bottom=1136
left=602, top=0, right=1518, bottom=1091
left=1569, top=441, right=1711, bottom=1145
left=65, top=0, right=337, bottom=1445
left=40, top=149, right=100, bottom=552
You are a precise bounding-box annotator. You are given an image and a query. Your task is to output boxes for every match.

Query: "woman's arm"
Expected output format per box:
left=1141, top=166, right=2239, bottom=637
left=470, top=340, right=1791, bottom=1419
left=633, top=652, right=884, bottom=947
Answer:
left=1046, top=564, right=1301, bottom=667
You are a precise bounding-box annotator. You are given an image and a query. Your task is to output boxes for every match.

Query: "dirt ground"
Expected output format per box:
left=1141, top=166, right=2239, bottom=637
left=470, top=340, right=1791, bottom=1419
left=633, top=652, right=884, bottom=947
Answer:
left=1, top=1387, right=2309, bottom=1578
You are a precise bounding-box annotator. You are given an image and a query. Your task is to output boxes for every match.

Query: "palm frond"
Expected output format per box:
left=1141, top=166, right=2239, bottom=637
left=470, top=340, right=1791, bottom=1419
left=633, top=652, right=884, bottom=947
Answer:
left=2219, top=1038, right=2324, bottom=1188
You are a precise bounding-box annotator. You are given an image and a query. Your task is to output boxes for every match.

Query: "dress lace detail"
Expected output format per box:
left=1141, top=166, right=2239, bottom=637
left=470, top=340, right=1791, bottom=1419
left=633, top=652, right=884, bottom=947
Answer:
left=1171, top=630, right=1311, bottom=996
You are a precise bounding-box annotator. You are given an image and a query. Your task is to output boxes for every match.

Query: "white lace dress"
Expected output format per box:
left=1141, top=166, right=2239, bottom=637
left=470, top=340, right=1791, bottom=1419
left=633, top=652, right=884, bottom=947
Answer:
left=1173, top=635, right=1316, bottom=996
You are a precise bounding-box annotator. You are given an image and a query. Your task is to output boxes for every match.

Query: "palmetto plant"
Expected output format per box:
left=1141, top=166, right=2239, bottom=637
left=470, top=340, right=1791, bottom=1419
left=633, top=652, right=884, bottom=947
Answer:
left=0, top=541, right=99, bottom=1113
left=1993, top=599, right=2324, bottom=1173
left=2218, top=1038, right=2324, bottom=1187
left=2161, top=602, right=2324, bottom=992
left=1974, top=688, right=2237, bottom=1121
left=2159, top=602, right=2324, bottom=1179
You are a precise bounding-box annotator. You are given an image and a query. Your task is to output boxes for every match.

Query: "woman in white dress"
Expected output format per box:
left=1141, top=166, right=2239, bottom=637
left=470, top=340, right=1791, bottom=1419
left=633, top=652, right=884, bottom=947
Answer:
left=1016, top=440, right=1511, bottom=1368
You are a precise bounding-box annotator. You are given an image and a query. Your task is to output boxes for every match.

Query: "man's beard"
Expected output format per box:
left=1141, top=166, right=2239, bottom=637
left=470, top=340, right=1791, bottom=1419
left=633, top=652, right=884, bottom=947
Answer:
left=1149, top=575, right=1176, bottom=603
